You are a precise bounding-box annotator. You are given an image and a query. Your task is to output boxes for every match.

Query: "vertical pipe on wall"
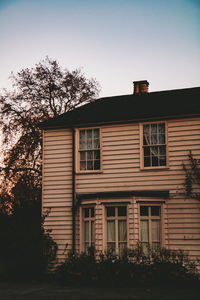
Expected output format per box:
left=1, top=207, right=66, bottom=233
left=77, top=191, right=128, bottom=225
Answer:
left=71, top=127, right=76, bottom=254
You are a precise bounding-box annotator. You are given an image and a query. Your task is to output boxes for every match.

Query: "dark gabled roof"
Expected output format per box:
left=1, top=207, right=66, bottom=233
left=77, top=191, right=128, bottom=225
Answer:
left=39, top=87, right=200, bottom=128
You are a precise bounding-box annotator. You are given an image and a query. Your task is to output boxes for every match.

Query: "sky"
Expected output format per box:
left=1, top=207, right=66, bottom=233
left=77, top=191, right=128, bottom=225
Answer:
left=0, top=0, right=200, bottom=98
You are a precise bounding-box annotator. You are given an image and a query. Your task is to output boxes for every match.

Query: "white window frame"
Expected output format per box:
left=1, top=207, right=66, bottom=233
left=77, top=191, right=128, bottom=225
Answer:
left=81, top=206, right=95, bottom=253
left=105, top=205, right=128, bottom=257
left=140, top=121, right=168, bottom=169
left=76, top=127, right=102, bottom=173
left=139, top=204, right=162, bottom=253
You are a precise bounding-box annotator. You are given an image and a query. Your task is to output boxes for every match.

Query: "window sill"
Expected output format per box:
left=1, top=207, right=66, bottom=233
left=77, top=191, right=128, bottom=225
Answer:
left=76, top=170, right=103, bottom=175
left=140, top=166, right=170, bottom=171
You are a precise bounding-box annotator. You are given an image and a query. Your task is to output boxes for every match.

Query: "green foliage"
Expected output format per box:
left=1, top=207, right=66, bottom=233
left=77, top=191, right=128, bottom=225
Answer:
left=54, top=245, right=199, bottom=287
left=0, top=202, right=57, bottom=281
left=183, top=151, right=200, bottom=200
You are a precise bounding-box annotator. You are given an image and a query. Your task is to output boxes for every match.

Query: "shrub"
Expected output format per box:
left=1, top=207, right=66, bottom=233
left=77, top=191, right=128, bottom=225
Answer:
left=54, top=244, right=199, bottom=287
left=0, top=203, right=57, bottom=281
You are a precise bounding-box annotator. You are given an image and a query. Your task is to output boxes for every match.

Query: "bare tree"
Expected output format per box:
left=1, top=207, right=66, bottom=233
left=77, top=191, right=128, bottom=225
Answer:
left=0, top=57, right=100, bottom=207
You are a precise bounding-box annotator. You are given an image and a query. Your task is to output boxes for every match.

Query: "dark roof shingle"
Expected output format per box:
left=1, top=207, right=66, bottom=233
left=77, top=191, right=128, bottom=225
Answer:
left=39, top=87, right=200, bottom=128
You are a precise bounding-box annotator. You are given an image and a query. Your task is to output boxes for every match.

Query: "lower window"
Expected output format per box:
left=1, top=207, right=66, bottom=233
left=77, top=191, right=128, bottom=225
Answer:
left=82, top=207, right=95, bottom=253
left=106, top=206, right=127, bottom=257
left=140, top=205, right=161, bottom=254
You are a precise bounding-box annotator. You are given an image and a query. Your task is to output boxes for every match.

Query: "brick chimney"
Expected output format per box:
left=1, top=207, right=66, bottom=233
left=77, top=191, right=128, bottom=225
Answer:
left=133, top=80, right=149, bottom=94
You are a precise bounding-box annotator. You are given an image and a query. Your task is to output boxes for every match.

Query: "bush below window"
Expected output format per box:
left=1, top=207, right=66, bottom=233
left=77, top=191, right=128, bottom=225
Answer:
left=54, top=245, right=199, bottom=287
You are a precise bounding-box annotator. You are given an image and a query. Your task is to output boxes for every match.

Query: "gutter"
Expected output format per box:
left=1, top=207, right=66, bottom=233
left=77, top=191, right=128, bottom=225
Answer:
left=71, top=127, right=76, bottom=254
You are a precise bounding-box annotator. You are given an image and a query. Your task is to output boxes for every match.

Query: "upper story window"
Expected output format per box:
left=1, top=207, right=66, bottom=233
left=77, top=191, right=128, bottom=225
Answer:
left=78, top=128, right=101, bottom=171
left=143, top=123, right=166, bottom=167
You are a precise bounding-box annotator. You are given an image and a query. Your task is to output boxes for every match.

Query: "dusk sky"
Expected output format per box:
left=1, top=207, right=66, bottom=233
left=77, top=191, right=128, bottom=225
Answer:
left=0, top=0, right=200, bottom=97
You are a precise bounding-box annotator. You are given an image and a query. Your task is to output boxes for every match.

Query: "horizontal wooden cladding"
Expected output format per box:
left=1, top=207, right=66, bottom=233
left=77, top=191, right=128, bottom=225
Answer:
left=44, top=156, right=72, bottom=163
left=44, top=128, right=71, bottom=135
left=76, top=177, right=184, bottom=187
left=44, top=148, right=71, bottom=159
left=102, top=143, right=139, bottom=151
left=167, top=239, right=200, bottom=245
left=169, top=132, right=200, bottom=140
left=168, top=223, right=200, bottom=228
left=43, top=177, right=71, bottom=183
left=43, top=194, right=71, bottom=200
left=76, top=186, right=173, bottom=193
left=76, top=171, right=185, bottom=181
left=43, top=202, right=71, bottom=208
left=167, top=214, right=200, bottom=219
left=44, top=172, right=71, bottom=178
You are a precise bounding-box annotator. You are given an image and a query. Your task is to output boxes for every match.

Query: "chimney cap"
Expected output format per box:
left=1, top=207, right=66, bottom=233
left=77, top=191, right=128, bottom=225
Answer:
left=133, top=80, right=149, bottom=85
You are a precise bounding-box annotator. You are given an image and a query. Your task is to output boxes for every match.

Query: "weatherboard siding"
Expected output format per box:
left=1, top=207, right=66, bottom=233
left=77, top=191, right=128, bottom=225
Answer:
left=42, top=116, right=200, bottom=262
left=43, top=129, right=73, bottom=261
left=75, top=117, right=200, bottom=259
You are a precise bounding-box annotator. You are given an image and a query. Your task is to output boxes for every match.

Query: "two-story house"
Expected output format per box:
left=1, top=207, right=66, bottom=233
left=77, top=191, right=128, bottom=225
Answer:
left=40, top=80, right=200, bottom=263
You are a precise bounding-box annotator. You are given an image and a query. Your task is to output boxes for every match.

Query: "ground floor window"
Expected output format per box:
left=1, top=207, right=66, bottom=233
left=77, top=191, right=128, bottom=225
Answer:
left=82, top=207, right=95, bottom=253
left=106, top=206, right=127, bottom=257
left=140, top=205, right=161, bottom=255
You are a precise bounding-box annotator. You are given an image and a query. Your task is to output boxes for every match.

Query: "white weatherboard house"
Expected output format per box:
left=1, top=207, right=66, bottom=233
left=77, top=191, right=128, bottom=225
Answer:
left=40, top=80, right=200, bottom=263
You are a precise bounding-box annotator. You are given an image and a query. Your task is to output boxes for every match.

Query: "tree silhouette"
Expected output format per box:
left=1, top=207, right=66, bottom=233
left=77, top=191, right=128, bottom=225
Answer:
left=0, top=57, right=100, bottom=209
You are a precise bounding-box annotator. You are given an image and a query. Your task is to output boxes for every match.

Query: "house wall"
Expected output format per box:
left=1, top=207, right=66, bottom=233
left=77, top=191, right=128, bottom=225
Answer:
left=42, top=129, right=73, bottom=262
left=42, top=117, right=200, bottom=262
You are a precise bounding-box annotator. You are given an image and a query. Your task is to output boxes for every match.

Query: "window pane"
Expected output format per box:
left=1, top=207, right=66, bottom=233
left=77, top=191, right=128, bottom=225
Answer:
left=87, top=161, right=93, bottom=170
left=151, top=124, right=157, bottom=134
left=84, top=208, right=90, bottom=218
left=80, top=161, right=86, bottom=170
left=151, top=134, right=158, bottom=145
left=144, top=156, right=151, bottom=167
left=94, top=150, right=100, bottom=160
left=91, top=207, right=94, bottom=217
left=87, top=130, right=92, bottom=139
left=107, top=207, right=115, bottom=217
left=159, top=146, right=166, bottom=156
left=84, top=221, right=89, bottom=242
left=118, top=220, right=127, bottom=242
left=151, top=206, right=160, bottom=216
left=94, top=139, right=100, bottom=149
left=144, top=147, right=150, bottom=156
left=107, top=242, right=115, bottom=254
left=141, top=220, right=149, bottom=242
left=87, top=138, right=92, bottom=149
left=152, top=155, right=158, bottom=166
left=94, top=160, right=100, bottom=170
left=91, top=221, right=95, bottom=242
left=118, top=206, right=127, bottom=216
left=159, top=156, right=166, bottom=166
left=159, top=134, right=165, bottom=144
left=80, top=151, right=86, bottom=161
left=158, top=123, right=165, bottom=134
left=152, top=220, right=160, bottom=242
left=80, top=130, right=86, bottom=149
left=150, top=146, right=158, bottom=157
left=119, top=242, right=127, bottom=257
left=85, top=242, right=89, bottom=253
left=140, top=206, right=148, bottom=216
left=143, top=125, right=150, bottom=145
left=87, top=151, right=93, bottom=160
left=107, top=220, right=115, bottom=241
left=94, top=129, right=99, bottom=138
